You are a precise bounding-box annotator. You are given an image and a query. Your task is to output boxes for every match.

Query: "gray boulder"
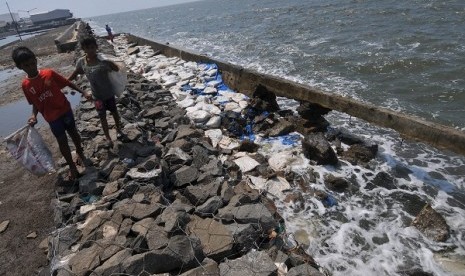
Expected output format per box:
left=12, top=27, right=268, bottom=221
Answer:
left=218, top=250, right=277, bottom=276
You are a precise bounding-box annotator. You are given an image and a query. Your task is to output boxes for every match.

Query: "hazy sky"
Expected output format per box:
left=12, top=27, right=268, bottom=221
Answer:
left=1, top=0, right=201, bottom=18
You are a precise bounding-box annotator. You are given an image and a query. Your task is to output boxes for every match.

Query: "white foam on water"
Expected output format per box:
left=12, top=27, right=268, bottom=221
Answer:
left=261, top=108, right=465, bottom=275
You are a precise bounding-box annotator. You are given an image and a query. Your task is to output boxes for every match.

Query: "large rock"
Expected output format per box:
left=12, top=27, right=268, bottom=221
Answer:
left=226, top=223, right=261, bottom=254
left=132, top=218, right=170, bottom=250
left=287, top=264, right=325, bottom=276
left=195, top=196, right=224, bottom=217
left=179, top=258, right=219, bottom=275
left=159, top=207, right=191, bottom=234
left=218, top=250, right=277, bottom=276
left=267, top=119, right=296, bottom=137
left=121, top=235, right=205, bottom=274
left=324, top=174, right=350, bottom=192
left=183, top=178, right=222, bottom=206
left=412, top=204, right=450, bottom=242
left=92, top=248, right=132, bottom=276
left=217, top=203, right=277, bottom=232
left=297, top=102, right=331, bottom=119
left=341, top=143, right=378, bottom=165
left=170, top=166, right=199, bottom=187
left=114, top=202, right=163, bottom=221
left=69, top=243, right=102, bottom=275
left=302, top=132, right=338, bottom=165
left=187, top=216, right=235, bottom=261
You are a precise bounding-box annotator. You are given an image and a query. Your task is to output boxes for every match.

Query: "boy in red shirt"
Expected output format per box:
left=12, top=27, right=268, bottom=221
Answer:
left=12, top=46, right=92, bottom=180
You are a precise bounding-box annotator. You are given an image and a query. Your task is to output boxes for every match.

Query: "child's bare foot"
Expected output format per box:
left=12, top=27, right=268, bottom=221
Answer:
left=76, top=156, right=93, bottom=167
left=69, top=168, right=81, bottom=181
left=116, top=129, right=124, bottom=140
left=103, top=139, right=114, bottom=148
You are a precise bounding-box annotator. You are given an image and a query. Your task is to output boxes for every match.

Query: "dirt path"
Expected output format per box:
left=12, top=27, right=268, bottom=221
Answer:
left=0, top=25, right=78, bottom=276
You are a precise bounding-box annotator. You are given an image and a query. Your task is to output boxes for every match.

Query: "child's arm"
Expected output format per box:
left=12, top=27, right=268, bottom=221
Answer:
left=68, top=82, right=92, bottom=100
left=68, top=67, right=83, bottom=81
left=65, top=65, right=92, bottom=100
left=28, top=105, right=39, bottom=126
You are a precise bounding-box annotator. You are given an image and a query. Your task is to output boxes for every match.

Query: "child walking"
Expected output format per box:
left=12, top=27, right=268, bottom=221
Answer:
left=68, top=36, right=123, bottom=147
left=12, top=46, right=92, bottom=180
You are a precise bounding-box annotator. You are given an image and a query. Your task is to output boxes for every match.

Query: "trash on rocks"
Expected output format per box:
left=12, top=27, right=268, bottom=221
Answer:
left=122, top=158, right=135, bottom=165
left=127, top=167, right=162, bottom=180
left=233, top=155, right=260, bottom=173
left=248, top=176, right=291, bottom=199
left=268, top=150, right=305, bottom=172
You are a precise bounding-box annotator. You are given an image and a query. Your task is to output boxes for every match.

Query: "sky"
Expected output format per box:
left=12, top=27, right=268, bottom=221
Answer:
left=1, top=0, right=201, bottom=18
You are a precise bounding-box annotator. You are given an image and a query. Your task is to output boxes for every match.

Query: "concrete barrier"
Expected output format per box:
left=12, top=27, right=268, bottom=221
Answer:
left=54, top=22, right=80, bottom=53
left=125, top=34, right=465, bottom=156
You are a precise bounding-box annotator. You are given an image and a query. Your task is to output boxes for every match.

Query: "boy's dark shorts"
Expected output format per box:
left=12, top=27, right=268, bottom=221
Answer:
left=49, top=110, right=76, bottom=138
left=94, top=97, right=117, bottom=116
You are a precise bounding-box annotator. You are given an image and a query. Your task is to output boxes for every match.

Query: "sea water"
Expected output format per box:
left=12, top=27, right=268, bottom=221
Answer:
left=0, top=91, right=83, bottom=139
left=88, top=1, right=464, bottom=275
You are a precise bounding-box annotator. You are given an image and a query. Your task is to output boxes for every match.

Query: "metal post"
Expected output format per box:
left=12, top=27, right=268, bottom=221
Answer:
left=6, top=1, right=22, bottom=41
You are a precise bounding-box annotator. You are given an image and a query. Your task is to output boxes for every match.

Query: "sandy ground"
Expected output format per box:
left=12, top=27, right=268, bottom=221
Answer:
left=0, top=25, right=78, bottom=275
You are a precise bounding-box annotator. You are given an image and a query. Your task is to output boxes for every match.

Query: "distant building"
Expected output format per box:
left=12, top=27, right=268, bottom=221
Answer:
left=30, top=9, right=73, bottom=25
left=0, top=13, right=20, bottom=23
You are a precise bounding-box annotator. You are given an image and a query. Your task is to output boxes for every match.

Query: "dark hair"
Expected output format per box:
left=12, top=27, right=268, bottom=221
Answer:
left=12, top=46, right=36, bottom=67
left=80, top=36, right=98, bottom=48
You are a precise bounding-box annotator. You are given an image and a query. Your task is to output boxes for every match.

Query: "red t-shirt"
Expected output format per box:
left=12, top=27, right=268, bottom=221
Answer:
left=22, top=69, right=72, bottom=122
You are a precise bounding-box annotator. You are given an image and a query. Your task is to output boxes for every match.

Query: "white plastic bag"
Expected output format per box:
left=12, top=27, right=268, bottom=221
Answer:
left=5, top=126, right=56, bottom=176
left=108, top=61, right=127, bottom=97
left=98, top=53, right=128, bottom=97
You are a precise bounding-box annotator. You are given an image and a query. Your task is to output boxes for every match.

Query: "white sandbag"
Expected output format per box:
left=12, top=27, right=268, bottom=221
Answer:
left=178, top=72, right=195, bottom=81
left=185, top=106, right=198, bottom=114
left=207, top=80, right=222, bottom=88
left=192, top=83, right=206, bottom=90
left=161, top=75, right=179, bottom=88
left=188, top=110, right=210, bottom=123
left=224, top=102, right=240, bottom=112
left=204, top=87, right=217, bottom=94
left=218, top=91, right=236, bottom=100
left=205, top=116, right=221, bottom=128
left=200, top=103, right=221, bottom=115
left=213, top=96, right=230, bottom=104
left=178, top=97, right=195, bottom=108
left=231, top=93, right=247, bottom=103
left=205, top=68, right=218, bottom=77
left=248, top=175, right=291, bottom=199
left=184, top=61, right=198, bottom=70
left=5, top=126, right=56, bottom=176
left=205, top=129, right=223, bottom=147
left=239, top=100, right=249, bottom=109
left=218, top=136, right=241, bottom=150
left=233, top=155, right=260, bottom=173
left=195, top=96, right=209, bottom=104
left=268, top=150, right=301, bottom=172
left=265, top=177, right=291, bottom=199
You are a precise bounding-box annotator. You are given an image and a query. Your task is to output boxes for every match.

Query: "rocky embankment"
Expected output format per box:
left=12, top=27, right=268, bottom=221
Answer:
left=46, top=25, right=451, bottom=276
